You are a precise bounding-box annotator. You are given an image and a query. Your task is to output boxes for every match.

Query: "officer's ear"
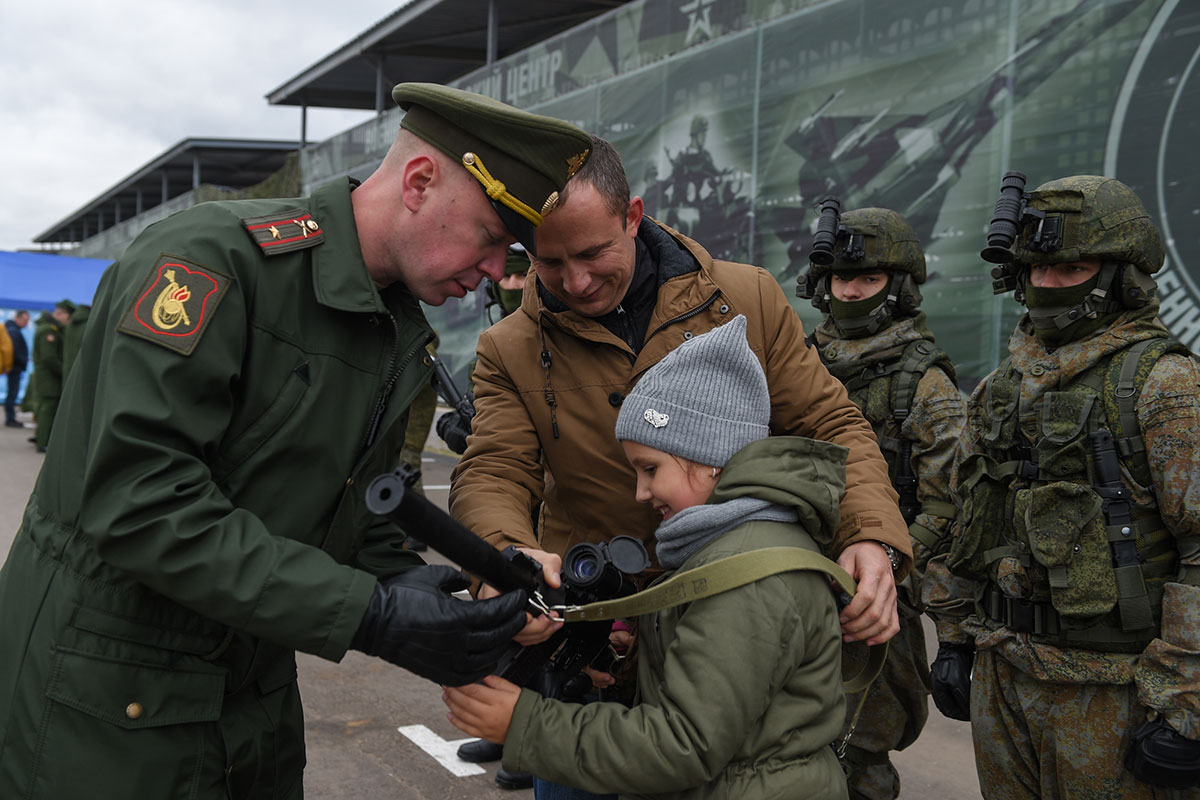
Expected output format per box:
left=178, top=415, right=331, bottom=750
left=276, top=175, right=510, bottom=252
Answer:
left=401, top=155, right=439, bottom=213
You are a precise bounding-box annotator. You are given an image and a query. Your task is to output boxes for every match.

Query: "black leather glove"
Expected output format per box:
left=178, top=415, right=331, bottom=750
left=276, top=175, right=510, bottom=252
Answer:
left=350, top=565, right=527, bottom=686
left=930, top=642, right=973, bottom=721
left=436, top=410, right=472, bottom=455
left=435, top=392, right=476, bottom=455
left=1125, top=717, right=1200, bottom=788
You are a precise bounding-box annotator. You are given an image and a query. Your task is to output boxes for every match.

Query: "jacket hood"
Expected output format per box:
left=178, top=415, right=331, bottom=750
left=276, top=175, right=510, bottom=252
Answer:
left=709, top=436, right=847, bottom=548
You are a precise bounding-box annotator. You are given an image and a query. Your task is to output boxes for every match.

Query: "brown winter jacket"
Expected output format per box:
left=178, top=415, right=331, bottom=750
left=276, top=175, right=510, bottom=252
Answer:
left=450, top=220, right=910, bottom=571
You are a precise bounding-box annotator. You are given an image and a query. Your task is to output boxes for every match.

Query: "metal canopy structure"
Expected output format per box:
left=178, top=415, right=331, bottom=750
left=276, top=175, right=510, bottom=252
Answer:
left=266, top=0, right=628, bottom=113
left=34, top=138, right=299, bottom=245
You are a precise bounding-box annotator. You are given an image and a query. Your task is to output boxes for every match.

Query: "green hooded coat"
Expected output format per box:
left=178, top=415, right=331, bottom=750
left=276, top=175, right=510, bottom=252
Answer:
left=503, top=437, right=850, bottom=800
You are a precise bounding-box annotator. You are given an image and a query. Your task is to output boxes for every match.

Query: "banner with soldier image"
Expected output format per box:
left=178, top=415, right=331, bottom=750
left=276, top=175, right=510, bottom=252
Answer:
left=431, top=0, right=1200, bottom=387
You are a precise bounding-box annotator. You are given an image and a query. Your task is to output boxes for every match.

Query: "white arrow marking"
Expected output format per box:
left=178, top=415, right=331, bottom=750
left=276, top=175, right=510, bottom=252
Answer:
left=397, top=725, right=487, bottom=777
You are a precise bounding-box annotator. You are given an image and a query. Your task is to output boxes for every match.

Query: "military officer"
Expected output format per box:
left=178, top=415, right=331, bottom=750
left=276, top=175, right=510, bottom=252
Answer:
left=797, top=205, right=967, bottom=798
left=938, top=174, right=1200, bottom=797
left=0, top=83, right=593, bottom=799
left=62, top=302, right=91, bottom=378
left=30, top=298, right=73, bottom=453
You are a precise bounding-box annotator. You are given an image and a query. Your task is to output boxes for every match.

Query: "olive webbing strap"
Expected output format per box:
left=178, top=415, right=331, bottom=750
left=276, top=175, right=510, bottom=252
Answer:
left=1110, top=338, right=1156, bottom=486
left=559, top=547, right=888, bottom=694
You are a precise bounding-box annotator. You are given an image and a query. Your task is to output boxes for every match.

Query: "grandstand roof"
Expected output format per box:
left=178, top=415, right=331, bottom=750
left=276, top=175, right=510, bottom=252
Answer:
left=33, top=138, right=299, bottom=245
left=266, top=0, right=628, bottom=110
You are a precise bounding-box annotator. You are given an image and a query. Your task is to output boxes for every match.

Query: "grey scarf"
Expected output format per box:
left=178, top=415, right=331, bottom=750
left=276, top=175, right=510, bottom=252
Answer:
left=655, top=496, right=799, bottom=569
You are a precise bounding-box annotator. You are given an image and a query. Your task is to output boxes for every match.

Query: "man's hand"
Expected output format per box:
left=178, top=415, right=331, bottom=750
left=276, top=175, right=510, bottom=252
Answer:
left=350, top=565, right=527, bottom=686
left=836, top=541, right=900, bottom=644
left=1125, top=717, right=1200, bottom=788
left=930, top=642, right=973, bottom=721
left=444, top=675, right=523, bottom=745
left=479, top=547, right=564, bottom=645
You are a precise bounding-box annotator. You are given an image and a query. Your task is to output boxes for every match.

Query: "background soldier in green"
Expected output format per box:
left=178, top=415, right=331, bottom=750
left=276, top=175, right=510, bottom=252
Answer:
left=30, top=299, right=73, bottom=453
left=797, top=205, right=965, bottom=799
left=445, top=244, right=537, bottom=790
left=938, top=174, right=1200, bottom=798
left=62, top=302, right=90, bottom=378
left=435, top=244, right=531, bottom=457
left=0, top=83, right=592, bottom=800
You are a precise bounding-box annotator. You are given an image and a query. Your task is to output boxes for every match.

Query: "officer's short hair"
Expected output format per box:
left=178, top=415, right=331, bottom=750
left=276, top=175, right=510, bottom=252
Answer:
left=563, top=135, right=630, bottom=219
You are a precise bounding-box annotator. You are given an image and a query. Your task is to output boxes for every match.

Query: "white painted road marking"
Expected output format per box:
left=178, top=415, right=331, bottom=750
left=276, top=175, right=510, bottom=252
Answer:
left=397, top=725, right=487, bottom=777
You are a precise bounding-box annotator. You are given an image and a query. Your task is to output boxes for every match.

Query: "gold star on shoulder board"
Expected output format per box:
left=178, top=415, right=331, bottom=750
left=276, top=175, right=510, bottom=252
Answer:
left=269, top=225, right=281, bottom=240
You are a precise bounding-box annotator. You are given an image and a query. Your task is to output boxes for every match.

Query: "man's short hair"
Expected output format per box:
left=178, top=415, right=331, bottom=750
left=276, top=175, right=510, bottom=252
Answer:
left=562, top=135, right=630, bottom=218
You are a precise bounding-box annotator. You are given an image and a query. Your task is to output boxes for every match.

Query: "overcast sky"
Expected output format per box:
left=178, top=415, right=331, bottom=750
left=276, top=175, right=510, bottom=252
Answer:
left=0, top=0, right=407, bottom=252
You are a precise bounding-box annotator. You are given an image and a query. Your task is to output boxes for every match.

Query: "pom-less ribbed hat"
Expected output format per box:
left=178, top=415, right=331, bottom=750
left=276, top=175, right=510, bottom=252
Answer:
left=615, top=315, right=769, bottom=467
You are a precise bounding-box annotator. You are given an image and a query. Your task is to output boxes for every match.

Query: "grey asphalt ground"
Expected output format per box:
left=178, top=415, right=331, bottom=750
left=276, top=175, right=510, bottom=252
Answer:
left=0, top=406, right=980, bottom=798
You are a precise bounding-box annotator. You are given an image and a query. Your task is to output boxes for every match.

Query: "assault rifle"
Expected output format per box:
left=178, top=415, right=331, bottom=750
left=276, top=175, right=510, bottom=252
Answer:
left=427, top=351, right=475, bottom=455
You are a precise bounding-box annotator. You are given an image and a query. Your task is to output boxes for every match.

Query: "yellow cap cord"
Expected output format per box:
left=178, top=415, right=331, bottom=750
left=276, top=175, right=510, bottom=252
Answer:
left=462, top=152, right=544, bottom=227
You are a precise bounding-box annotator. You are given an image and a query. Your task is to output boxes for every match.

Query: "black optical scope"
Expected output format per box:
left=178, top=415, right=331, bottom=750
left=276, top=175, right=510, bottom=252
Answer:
left=809, top=196, right=843, bottom=266
left=980, top=171, right=1028, bottom=264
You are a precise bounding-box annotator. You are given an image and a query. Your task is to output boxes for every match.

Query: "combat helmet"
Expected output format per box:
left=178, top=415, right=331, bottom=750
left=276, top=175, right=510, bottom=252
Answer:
left=981, top=173, right=1163, bottom=344
left=797, top=198, right=926, bottom=337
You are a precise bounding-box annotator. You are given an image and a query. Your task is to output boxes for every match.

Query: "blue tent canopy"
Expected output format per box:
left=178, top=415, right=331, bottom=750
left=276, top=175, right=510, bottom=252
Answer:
left=0, top=250, right=112, bottom=312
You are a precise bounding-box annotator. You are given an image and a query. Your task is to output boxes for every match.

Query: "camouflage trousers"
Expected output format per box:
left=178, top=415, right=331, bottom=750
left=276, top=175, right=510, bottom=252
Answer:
left=971, top=650, right=1196, bottom=800
left=399, top=382, right=439, bottom=496
left=839, top=610, right=931, bottom=800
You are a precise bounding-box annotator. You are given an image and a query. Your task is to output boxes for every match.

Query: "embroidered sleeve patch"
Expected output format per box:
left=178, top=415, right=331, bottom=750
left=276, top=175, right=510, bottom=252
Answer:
left=117, top=255, right=231, bottom=356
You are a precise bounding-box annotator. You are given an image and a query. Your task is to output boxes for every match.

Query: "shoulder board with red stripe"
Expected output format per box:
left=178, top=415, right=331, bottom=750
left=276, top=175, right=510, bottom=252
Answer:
left=241, top=209, right=326, bottom=255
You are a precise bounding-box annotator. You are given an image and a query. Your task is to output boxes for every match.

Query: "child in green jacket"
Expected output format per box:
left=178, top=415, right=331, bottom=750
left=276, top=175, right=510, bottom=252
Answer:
left=444, top=315, right=850, bottom=799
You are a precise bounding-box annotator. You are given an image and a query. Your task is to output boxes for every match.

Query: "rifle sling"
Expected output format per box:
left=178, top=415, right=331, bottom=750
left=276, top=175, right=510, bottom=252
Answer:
left=559, top=547, right=887, bottom=694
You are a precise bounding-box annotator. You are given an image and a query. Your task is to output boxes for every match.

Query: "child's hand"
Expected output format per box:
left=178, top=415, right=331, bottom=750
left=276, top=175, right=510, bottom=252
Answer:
left=443, top=675, right=522, bottom=745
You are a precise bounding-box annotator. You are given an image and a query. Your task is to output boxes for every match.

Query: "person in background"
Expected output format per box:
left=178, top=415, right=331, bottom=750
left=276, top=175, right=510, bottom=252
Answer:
left=449, top=242, right=537, bottom=791
left=30, top=299, right=72, bottom=453
left=796, top=205, right=967, bottom=797
left=62, top=303, right=90, bottom=378
left=0, top=313, right=14, bottom=425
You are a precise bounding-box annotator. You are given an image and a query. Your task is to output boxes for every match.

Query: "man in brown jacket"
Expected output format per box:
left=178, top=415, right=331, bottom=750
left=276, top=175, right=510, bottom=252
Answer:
left=450, top=136, right=909, bottom=650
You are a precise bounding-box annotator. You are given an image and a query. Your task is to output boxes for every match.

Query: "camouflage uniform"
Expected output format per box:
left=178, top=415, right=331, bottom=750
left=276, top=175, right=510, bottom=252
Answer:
left=800, top=207, right=966, bottom=799
left=945, top=176, right=1200, bottom=799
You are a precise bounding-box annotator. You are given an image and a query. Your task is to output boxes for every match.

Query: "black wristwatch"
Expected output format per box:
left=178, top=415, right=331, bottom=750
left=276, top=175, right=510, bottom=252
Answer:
left=879, top=542, right=902, bottom=573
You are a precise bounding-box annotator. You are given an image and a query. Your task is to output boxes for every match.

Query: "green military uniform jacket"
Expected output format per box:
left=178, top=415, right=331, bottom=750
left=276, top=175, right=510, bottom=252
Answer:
left=0, top=179, right=434, bottom=799
left=62, top=303, right=90, bottom=378
left=504, top=438, right=850, bottom=799
left=30, top=312, right=64, bottom=399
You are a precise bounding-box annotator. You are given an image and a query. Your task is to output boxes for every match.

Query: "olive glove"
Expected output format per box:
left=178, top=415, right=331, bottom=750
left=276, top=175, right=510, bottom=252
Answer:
left=350, top=565, right=527, bottom=686
left=930, top=642, right=973, bottom=722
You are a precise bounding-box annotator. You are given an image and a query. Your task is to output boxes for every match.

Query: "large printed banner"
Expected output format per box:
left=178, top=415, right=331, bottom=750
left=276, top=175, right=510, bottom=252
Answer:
left=431, top=0, right=1200, bottom=386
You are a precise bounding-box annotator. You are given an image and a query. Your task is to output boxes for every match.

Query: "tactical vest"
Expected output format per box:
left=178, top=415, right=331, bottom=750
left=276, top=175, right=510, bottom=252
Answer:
left=948, top=337, right=1189, bottom=653
left=819, top=336, right=958, bottom=552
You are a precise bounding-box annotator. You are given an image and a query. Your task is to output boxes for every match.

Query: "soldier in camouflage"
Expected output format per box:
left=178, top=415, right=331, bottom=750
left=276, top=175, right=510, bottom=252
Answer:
left=797, top=205, right=966, bottom=800
left=937, top=174, right=1200, bottom=798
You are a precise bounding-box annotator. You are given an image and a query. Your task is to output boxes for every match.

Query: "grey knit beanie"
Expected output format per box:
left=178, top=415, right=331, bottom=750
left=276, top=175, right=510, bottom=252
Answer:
left=615, top=315, right=769, bottom=467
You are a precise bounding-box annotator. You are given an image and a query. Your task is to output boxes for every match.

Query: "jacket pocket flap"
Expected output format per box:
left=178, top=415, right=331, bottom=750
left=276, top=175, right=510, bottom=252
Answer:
left=47, top=649, right=224, bottom=730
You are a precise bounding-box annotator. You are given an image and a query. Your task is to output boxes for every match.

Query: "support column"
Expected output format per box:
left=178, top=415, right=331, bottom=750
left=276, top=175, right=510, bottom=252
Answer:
left=487, top=0, right=498, bottom=64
